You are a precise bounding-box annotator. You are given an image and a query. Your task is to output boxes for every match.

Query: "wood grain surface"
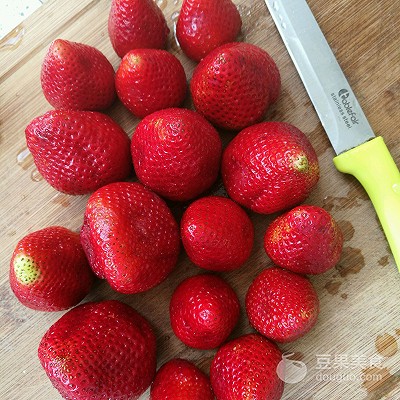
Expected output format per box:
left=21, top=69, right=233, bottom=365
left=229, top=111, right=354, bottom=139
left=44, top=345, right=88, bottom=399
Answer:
left=1, top=0, right=399, bottom=399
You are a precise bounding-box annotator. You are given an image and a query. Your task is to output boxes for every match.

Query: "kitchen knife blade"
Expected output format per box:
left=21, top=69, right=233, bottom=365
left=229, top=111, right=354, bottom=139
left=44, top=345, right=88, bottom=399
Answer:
left=265, top=0, right=400, bottom=270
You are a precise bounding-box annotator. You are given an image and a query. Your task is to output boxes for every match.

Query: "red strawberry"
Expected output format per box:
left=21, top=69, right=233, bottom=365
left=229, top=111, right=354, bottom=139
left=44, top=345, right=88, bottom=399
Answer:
left=222, top=121, right=319, bottom=214
left=170, top=274, right=240, bottom=349
left=9, top=226, right=93, bottom=311
left=116, top=49, right=187, bottom=118
left=80, top=182, right=180, bottom=294
left=176, top=0, right=242, bottom=62
left=181, top=196, right=254, bottom=271
left=131, top=108, right=222, bottom=201
left=41, top=39, right=115, bottom=110
left=150, top=358, right=215, bottom=400
left=108, top=0, right=169, bottom=58
left=25, top=110, right=132, bottom=195
left=210, top=333, right=284, bottom=400
left=246, top=267, right=320, bottom=343
left=265, top=205, right=343, bottom=274
left=38, top=300, right=156, bottom=399
left=190, top=42, right=280, bottom=130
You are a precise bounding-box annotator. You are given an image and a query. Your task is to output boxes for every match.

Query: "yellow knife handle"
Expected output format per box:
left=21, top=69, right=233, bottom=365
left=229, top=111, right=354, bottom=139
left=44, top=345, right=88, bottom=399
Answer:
left=333, top=136, right=400, bottom=271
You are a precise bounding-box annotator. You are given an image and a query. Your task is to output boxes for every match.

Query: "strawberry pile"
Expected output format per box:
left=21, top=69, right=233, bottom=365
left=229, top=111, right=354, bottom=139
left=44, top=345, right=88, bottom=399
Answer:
left=9, top=0, right=345, bottom=399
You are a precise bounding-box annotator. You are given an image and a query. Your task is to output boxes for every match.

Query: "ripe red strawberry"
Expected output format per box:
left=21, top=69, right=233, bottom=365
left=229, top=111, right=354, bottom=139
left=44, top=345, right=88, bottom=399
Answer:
left=150, top=358, right=215, bottom=400
left=190, top=42, right=280, bottom=130
left=265, top=205, right=343, bottom=274
left=176, top=0, right=242, bottom=62
left=9, top=226, right=93, bottom=311
left=108, top=0, right=169, bottom=58
left=131, top=108, right=222, bottom=201
left=210, top=333, right=284, bottom=400
left=41, top=39, right=115, bottom=110
left=25, top=110, right=132, bottom=195
left=80, top=182, right=180, bottom=294
left=181, top=196, right=254, bottom=271
left=38, top=300, right=156, bottom=399
left=246, top=267, right=320, bottom=343
left=222, top=121, right=319, bottom=214
left=116, top=50, right=187, bottom=118
left=170, top=274, right=240, bottom=349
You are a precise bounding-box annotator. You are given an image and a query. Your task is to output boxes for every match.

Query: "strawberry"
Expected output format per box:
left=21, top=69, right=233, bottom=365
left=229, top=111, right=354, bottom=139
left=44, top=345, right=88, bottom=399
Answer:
left=9, top=226, right=93, bottom=311
left=80, top=182, right=180, bottom=294
left=116, top=49, right=187, bottom=118
left=176, top=0, right=242, bottom=62
left=246, top=267, right=320, bottom=343
left=150, top=358, right=215, bottom=400
left=41, top=39, right=115, bottom=110
left=38, top=300, right=156, bottom=399
left=210, top=333, right=284, bottom=400
left=222, top=121, right=319, bottom=214
left=131, top=108, right=222, bottom=201
left=108, top=0, right=169, bottom=58
left=190, top=42, right=280, bottom=130
left=265, top=205, right=343, bottom=274
left=181, top=196, right=254, bottom=271
left=170, top=274, right=240, bottom=349
left=25, top=110, right=132, bottom=195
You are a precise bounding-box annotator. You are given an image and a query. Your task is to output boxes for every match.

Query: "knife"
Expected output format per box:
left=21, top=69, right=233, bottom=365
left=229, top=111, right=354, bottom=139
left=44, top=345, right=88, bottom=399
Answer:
left=264, top=0, right=400, bottom=271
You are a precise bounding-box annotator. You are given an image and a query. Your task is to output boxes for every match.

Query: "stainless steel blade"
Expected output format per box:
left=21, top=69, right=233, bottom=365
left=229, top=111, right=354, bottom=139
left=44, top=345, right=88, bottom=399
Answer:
left=264, top=0, right=375, bottom=155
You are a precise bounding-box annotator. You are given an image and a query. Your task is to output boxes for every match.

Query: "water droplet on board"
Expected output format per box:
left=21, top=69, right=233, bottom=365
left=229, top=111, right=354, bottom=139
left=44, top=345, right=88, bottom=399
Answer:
left=335, top=247, right=365, bottom=277
left=170, top=11, right=181, bottom=50
left=362, top=366, right=400, bottom=396
left=378, top=255, right=389, bottom=267
left=0, top=25, right=25, bottom=50
left=375, top=334, right=398, bottom=358
left=30, top=168, right=43, bottom=182
left=324, top=280, right=342, bottom=295
left=156, top=0, right=168, bottom=11
left=171, top=11, right=179, bottom=21
left=337, top=220, right=355, bottom=242
left=52, top=193, right=71, bottom=208
left=273, top=1, right=279, bottom=11
left=16, top=148, right=33, bottom=170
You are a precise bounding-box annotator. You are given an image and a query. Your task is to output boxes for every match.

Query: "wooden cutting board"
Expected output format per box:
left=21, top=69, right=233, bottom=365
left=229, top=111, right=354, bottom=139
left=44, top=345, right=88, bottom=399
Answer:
left=1, top=0, right=399, bottom=399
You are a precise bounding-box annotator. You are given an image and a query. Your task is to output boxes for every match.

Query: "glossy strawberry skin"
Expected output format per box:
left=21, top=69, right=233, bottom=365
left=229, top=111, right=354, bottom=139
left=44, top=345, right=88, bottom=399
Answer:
left=116, top=50, right=187, bottom=118
left=41, top=39, right=115, bottom=110
left=176, top=0, right=242, bottom=62
left=80, top=182, right=180, bottom=294
left=131, top=108, right=222, bottom=201
left=170, top=274, right=240, bottom=349
left=265, top=205, right=343, bottom=274
left=222, top=121, right=319, bottom=214
left=150, top=358, right=215, bottom=400
left=246, top=267, right=320, bottom=343
left=108, top=0, right=169, bottom=58
left=190, top=42, right=280, bottom=130
left=181, top=196, right=254, bottom=271
left=38, top=300, right=156, bottom=400
left=9, top=226, right=93, bottom=311
left=25, top=110, right=132, bottom=195
left=210, top=333, right=284, bottom=400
